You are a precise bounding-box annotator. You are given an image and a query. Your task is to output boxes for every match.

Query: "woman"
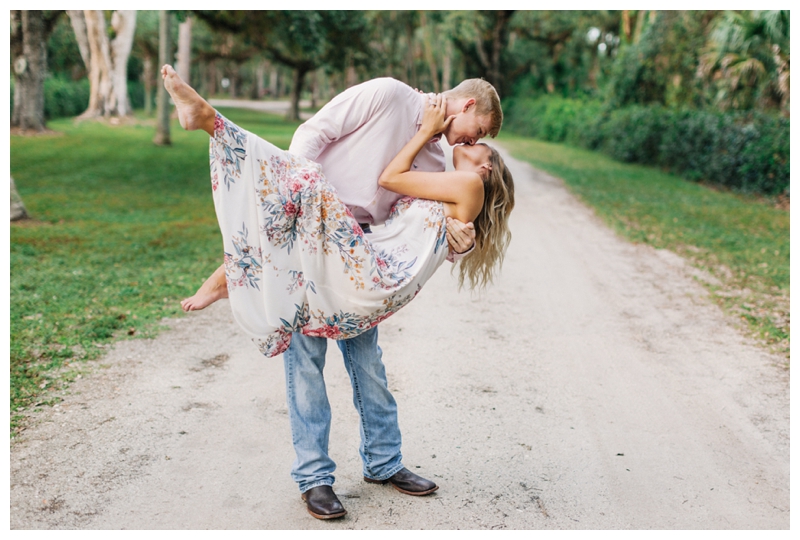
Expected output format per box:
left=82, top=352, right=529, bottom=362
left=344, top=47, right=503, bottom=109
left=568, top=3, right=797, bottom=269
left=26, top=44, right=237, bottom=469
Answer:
left=161, top=65, right=514, bottom=358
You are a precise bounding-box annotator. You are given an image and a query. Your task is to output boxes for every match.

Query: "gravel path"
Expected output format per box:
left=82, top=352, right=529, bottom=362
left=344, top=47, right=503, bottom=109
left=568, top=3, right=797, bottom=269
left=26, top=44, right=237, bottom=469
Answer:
left=10, top=140, right=789, bottom=530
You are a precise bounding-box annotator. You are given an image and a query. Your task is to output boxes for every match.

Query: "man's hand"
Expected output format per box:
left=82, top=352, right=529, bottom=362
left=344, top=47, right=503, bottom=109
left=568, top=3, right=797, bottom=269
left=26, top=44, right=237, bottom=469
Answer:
left=446, top=217, right=476, bottom=254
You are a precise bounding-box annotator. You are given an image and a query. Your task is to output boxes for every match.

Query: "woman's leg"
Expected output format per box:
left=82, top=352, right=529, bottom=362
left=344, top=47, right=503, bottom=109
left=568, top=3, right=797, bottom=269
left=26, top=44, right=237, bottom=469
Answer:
left=161, top=64, right=215, bottom=136
left=162, top=62, right=226, bottom=312
left=181, top=263, right=228, bottom=312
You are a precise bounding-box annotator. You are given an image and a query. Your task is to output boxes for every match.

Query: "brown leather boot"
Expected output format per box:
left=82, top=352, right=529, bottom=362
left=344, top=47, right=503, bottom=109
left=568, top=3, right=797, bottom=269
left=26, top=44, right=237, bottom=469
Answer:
left=301, top=485, right=347, bottom=519
left=364, top=467, right=439, bottom=496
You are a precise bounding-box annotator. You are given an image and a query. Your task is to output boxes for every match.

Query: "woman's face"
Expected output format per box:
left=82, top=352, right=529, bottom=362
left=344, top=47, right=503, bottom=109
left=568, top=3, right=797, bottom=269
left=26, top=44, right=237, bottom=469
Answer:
left=453, top=143, right=492, bottom=178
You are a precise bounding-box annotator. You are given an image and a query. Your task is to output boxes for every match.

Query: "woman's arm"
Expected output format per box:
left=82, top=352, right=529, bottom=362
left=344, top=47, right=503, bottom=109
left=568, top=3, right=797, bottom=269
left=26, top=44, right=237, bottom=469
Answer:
left=378, top=95, right=484, bottom=223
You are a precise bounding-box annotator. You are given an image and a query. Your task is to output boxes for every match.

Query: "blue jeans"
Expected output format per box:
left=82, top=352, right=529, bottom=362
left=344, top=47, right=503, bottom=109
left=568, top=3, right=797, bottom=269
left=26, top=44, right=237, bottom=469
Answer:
left=282, top=327, right=405, bottom=493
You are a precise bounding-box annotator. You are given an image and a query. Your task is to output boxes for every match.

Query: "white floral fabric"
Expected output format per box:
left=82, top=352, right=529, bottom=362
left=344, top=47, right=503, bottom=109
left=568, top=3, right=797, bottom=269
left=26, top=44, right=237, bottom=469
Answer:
left=209, top=113, right=449, bottom=357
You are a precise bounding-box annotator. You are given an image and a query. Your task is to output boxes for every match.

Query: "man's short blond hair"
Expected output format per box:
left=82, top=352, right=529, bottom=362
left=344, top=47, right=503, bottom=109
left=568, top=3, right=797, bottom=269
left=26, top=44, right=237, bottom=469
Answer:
left=444, top=79, right=503, bottom=138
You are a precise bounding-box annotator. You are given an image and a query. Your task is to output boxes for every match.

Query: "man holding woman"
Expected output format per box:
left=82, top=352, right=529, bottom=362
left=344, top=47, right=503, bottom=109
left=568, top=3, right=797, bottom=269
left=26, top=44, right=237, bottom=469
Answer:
left=161, top=65, right=510, bottom=520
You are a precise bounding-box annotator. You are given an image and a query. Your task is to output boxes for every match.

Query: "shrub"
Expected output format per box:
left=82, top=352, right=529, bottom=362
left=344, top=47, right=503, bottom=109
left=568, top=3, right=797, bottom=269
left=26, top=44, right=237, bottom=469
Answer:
left=11, top=78, right=148, bottom=120
left=598, top=105, right=667, bottom=164
left=43, top=77, right=90, bottom=119
left=502, top=96, right=789, bottom=195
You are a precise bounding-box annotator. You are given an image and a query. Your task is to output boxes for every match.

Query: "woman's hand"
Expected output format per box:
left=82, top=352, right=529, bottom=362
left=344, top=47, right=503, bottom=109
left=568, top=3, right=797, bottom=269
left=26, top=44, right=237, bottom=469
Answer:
left=421, top=94, right=454, bottom=138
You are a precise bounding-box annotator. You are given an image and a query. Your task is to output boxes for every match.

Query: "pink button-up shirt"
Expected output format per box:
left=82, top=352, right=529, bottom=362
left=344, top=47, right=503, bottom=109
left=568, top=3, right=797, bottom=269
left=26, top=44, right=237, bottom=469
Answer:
left=289, top=77, right=446, bottom=225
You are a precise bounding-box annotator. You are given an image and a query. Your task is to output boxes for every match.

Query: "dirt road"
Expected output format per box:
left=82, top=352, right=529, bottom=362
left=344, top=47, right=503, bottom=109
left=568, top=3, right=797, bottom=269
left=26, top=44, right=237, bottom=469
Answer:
left=10, top=142, right=789, bottom=529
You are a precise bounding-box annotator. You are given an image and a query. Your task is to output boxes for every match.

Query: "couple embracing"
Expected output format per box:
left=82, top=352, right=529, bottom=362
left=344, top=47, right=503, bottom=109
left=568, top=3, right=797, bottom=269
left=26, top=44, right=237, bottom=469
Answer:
left=161, top=64, right=513, bottom=520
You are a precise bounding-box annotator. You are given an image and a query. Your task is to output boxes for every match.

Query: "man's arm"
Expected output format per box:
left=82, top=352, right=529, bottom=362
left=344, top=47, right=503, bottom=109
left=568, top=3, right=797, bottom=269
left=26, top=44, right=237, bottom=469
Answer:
left=288, top=78, right=395, bottom=160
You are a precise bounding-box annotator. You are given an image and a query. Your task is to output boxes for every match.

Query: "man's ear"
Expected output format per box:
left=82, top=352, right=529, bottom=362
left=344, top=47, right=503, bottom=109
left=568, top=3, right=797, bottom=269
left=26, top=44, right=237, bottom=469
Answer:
left=462, top=98, right=476, bottom=113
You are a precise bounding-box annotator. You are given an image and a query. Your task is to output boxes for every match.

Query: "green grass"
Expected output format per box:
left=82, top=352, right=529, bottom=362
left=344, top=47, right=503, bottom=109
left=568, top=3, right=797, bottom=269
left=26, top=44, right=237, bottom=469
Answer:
left=10, top=108, right=301, bottom=434
left=498, top=135, right=789, bottom=360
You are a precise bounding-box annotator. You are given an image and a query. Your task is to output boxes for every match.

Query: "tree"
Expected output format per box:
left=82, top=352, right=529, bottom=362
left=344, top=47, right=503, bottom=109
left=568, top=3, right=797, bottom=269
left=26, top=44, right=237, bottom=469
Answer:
left=606, top=11, right=715, bottom=108
left=502, top=11, right=621, bottom=97
left=10, top=10, right=63, bottom=131
left=699, top=10, right=790, bottom=114
left=448, top=11, right=515, bottom=95
left=193, top=11, right=370, bottom=121
left=68, top=10, right=137, bottom=118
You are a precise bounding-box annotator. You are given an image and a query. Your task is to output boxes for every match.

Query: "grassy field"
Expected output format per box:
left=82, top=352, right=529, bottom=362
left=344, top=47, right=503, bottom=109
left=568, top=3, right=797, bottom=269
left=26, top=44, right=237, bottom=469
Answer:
left=498, top=135, right=789, bottom=361
left=10, top=108, right=301, bottom=433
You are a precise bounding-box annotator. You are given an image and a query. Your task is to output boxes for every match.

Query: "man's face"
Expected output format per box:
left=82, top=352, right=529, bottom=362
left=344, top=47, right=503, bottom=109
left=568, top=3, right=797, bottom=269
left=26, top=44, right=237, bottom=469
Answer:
left=442, top=99, right=490, bottom=146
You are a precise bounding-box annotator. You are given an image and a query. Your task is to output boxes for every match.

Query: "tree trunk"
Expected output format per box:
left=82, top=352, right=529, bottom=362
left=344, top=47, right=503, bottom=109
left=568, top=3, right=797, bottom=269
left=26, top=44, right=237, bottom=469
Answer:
left=345, top=55, right=358, bottom=88
left=153, top=10, right=172, bottom=146
left=269, top=66, right=278, bottom=97
left=287, top=66, right=309, bottom=122
left=256, top=61, right=266, bottom=99
left=310, top=69, right=319, bottom=109
left=67, top=10, right=90, bottom=71
left=442, top=39, right=452, bottom=91
left=228, top=66, right=238, bottom=98
left=632, top=10, right=646, bottom=44
left=621, top=10, right=632, bottom=44
left=109, top=11, right=136, bottom=116
left=207, top=60, right=218, bottom=97
left=10, top=177, right=29, bottom=222
left=81, top=10, right=112, bottom=117
left=11, top=11, right=48, bottom=131
left=142, top=54, right=153, bottom=116
left=79, top=10, right=136, bottom=118
left=177, top=16, right=192, bottom=85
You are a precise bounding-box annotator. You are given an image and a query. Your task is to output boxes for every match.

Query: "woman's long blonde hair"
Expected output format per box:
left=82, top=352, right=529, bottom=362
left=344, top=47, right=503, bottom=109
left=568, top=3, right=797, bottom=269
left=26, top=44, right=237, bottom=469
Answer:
left=457, top=144, right=515, bottom=290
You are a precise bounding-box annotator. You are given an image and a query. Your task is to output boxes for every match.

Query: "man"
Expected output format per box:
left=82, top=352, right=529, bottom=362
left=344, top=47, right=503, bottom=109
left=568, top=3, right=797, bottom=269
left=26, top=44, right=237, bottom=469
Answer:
left=283, top=76, right=503, bottom=520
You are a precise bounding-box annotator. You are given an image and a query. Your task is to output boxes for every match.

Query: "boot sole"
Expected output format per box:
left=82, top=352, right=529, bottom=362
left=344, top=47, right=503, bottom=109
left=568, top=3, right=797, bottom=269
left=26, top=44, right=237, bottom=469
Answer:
left=364, top=477, right=439, bottom=496
left=306, top=508, right=347, bottom=520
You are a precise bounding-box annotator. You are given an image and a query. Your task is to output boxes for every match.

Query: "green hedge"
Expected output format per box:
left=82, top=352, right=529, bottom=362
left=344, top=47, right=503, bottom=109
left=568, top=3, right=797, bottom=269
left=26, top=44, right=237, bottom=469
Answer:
left=502, top=97, right=790, bottom=195
left=11, top=78, right=146, bottom=120
left=43, top=77, right=91, bottom=118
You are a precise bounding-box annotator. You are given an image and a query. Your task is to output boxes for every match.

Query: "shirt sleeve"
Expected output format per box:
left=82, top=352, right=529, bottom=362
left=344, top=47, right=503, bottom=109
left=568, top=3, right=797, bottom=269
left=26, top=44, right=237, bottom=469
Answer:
left=446, top=243, right=476, bottom=264
left=288, top=78, right=396, bottom=161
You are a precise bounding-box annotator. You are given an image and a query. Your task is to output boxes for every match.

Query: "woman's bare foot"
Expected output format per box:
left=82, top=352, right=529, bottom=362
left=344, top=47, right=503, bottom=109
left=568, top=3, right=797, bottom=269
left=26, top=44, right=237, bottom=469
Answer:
left=181, top=264, right=229, bottom=312
left=161, top=64, right=216, bottom=136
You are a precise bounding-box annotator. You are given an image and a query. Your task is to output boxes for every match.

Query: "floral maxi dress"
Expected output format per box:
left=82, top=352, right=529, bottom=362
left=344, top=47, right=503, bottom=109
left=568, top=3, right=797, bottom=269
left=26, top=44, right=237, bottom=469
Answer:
left=209, top=113, right=449, bottom=358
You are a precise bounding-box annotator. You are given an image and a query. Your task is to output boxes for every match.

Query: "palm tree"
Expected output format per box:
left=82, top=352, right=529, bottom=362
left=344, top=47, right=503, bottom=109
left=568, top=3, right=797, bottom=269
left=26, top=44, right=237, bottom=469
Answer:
left=699, top=10, right=789, bottom=114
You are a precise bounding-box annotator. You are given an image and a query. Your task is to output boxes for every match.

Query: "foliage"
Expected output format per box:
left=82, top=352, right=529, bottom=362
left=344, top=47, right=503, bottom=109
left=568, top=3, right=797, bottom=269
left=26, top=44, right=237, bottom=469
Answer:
left=9, top=108, right=301, bottom=431
left=11, top=76, right=146, bottom=120
left=43, top=77, right=90, bottom=118
left=699, top=10, right=790, bottom=113
left=499, top=134, right=789, bottom=356
left=46, top=12, right=84, bottom=80
left=605, top=11, right=715, bottom=109
left=503, top=96, right=789, bottom=195
left=508, top=10, right=621, bottom=99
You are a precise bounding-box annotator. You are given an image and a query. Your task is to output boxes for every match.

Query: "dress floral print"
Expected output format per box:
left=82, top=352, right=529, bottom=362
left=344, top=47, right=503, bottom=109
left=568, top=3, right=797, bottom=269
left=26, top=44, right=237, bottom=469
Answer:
left=209, top=113, right=449, bottom=357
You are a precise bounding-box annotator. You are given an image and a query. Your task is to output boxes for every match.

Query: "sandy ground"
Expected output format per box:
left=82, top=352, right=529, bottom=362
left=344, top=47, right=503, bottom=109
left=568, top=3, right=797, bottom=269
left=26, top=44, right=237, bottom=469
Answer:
left=9, top=134, right=789, bottom=529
